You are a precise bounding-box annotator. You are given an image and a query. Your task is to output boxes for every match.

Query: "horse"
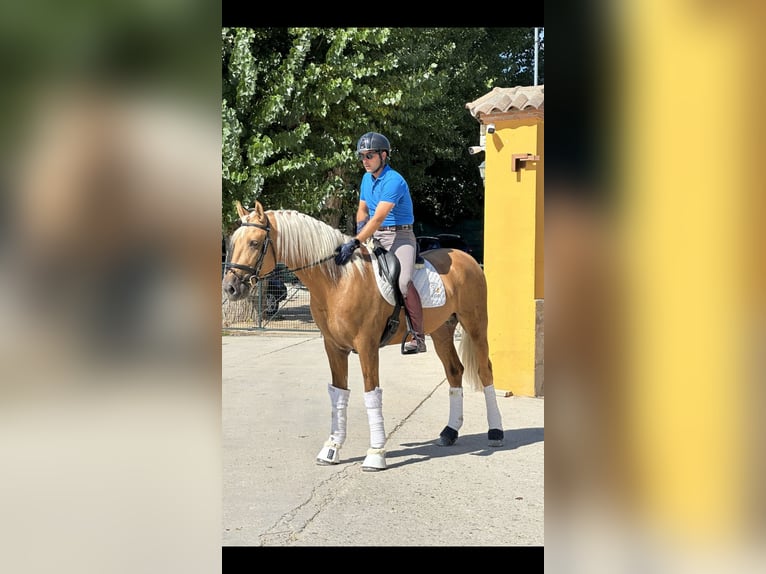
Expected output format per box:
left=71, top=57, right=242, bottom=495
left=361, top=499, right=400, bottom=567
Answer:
left=222, top=200, right=505, bottom=471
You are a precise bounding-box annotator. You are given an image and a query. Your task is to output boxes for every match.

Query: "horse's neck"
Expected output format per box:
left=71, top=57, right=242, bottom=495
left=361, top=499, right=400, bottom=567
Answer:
left=270, top=210, right=353, bottom=294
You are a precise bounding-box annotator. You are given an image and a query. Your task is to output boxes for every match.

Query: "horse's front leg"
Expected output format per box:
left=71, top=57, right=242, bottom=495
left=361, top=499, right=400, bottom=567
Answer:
left=357, top=343, right=386, bottom=472
left=316, top=341, right=351, bottom=466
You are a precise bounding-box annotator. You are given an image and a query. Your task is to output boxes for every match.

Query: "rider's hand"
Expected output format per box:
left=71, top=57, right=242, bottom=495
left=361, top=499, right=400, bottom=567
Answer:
left=334, top=238, right=360, bottom=265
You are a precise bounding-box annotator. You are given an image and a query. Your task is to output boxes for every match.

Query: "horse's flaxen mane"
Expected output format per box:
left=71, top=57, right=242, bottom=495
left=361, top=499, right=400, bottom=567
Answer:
left=269, top=210, right=367, bottom=280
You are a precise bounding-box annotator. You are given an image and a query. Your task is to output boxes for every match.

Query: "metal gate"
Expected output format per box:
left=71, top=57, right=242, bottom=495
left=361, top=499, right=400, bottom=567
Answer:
left=221, top=263, right=318, bottom=332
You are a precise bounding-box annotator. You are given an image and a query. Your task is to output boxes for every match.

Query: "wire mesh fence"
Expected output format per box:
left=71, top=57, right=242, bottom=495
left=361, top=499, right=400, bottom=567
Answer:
left=221, top=264, right=318, bottom=332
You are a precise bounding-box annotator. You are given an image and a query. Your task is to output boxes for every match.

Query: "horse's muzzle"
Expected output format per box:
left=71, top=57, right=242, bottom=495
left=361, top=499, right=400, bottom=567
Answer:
left=222, top=272, right=249, bottom=301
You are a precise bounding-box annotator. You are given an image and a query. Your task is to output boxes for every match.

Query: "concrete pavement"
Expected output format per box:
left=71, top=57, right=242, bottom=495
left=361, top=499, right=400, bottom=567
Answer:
left=222, top=332, right=544, bottom=547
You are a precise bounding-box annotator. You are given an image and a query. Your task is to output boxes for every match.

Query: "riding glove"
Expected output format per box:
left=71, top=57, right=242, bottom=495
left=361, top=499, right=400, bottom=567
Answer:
left=335, top=238, right=360, bottom=265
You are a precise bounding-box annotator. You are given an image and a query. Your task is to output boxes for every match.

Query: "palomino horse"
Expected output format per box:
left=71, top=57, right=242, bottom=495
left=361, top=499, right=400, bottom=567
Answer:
left=222, top=201, right=504, bottom=471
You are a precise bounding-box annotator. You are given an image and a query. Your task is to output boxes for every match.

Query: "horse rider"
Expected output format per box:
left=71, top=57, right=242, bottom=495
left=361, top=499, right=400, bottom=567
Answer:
left=334, top=131, right=426, bottom=354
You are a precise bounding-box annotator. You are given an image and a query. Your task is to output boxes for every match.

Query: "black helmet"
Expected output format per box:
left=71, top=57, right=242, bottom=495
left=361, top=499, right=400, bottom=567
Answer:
left=356, top=132, right=391, bottom=155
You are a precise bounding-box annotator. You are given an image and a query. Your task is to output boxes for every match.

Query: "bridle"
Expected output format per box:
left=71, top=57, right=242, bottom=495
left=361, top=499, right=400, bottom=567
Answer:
left=224, top=218, right=338, bottom=286
left=224, top=220, right=275, bottom=287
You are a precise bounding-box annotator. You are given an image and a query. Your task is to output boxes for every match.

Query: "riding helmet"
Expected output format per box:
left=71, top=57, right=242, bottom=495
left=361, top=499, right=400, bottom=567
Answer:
left=356, top=132, right=391, bottom=155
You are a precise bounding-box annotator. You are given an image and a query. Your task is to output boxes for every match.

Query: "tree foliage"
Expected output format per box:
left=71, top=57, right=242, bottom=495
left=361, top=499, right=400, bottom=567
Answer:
left=221, top=27, right=543, bottom=234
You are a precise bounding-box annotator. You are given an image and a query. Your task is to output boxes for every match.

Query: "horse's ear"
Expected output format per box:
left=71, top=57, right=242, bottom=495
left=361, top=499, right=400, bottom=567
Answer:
left=252, top=201, right=266, bottom=222
left=235, top=200, right=248, bottom=219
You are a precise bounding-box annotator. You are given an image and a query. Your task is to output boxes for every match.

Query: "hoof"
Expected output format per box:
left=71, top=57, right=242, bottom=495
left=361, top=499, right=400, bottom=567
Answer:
left=316, top=441, right=342, bottom=465
left=361, top=448, right=387, bottom=471
left=438, top=425, right=459, bottom=446
left=487, top=428, right=504, bottom=447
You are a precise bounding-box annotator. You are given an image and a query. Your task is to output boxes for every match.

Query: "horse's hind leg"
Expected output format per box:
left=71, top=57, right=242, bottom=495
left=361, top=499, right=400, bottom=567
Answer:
left=459, top=316, right=504, bottom=447
left=430, top=317, right=466, bottom=446
left=483, top=386, right=505, bottom=447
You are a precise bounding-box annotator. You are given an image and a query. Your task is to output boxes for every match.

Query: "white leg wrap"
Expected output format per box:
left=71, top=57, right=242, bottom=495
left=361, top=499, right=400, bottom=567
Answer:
left=328, top=384, right=351, bottom=445
left=447, top=387, right=464, bottom=430
left=364, top=388, right=386, bottom=449
left=317, top=385, right=350, bottom=465
left=483, top=384, right=503, bottom=429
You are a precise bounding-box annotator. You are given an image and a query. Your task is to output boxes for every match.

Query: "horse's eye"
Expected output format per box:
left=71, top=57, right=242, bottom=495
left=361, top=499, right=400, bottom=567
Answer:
left=249, top=240, right=259, bottom=249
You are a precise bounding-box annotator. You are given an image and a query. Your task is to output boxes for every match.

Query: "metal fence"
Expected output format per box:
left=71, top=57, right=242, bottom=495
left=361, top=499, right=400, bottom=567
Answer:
left=221, top=264, right=318, bottom=332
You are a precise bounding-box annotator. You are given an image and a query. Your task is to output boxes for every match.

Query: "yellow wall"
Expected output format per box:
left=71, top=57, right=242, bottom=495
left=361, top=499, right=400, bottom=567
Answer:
left=483, top=117, right=543, bottom=396
left=620, top=0, right=746, bottom=541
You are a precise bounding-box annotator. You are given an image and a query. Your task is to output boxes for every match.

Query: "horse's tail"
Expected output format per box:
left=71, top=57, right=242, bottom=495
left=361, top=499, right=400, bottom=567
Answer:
left=458, top=328, right=483, bottom=393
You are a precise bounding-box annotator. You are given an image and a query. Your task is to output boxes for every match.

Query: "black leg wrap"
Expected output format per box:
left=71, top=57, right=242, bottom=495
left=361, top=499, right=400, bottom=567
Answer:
left=487, top=428, right=504, bottom=446
left=438, top=425, right=459, bottom=446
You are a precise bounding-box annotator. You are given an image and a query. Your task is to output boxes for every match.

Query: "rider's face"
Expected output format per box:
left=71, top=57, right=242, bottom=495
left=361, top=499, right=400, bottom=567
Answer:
left=360, top=151, right=383, bottom=173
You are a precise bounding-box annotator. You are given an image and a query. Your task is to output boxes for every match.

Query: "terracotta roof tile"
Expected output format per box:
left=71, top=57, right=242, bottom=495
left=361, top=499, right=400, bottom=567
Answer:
left=465, top=85, right=544, bottom=119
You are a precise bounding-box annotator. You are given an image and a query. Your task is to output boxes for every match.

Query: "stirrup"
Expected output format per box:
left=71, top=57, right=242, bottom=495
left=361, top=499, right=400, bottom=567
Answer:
left=402, top=334, right=427, bottom=355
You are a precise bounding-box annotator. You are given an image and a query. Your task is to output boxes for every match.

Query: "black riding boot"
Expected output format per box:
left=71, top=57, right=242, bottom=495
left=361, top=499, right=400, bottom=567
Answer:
left=403, top=282, right=426, bottom=354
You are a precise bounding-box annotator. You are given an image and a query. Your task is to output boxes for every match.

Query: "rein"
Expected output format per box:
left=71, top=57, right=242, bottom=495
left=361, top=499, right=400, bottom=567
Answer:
left=224, top=220, right=336, bottom=286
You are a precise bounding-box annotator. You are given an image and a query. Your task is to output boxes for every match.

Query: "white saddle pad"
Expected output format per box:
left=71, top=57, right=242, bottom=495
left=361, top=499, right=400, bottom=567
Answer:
left=371, top=257, right=446, bottom=308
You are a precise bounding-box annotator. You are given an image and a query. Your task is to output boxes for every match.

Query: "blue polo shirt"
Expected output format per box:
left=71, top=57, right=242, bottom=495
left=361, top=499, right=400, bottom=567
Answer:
left=359, top=165, right=414, bottom=227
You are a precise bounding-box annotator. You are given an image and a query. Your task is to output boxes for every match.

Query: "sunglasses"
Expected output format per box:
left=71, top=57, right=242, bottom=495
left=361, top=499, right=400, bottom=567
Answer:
left=358, top=151, right=379, bottom=160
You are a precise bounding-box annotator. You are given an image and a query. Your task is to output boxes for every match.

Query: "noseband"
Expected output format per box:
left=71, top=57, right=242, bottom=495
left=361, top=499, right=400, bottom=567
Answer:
left=224, top=220, right=276, bottom=286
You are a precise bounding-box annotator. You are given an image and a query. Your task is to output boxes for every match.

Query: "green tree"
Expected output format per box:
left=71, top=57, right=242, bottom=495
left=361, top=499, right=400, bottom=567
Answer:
left=222, top=27, right=397, bottom=232
left=379, top=27, right=540, bottom=226
left=222, top=27, right=542, bottom=235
